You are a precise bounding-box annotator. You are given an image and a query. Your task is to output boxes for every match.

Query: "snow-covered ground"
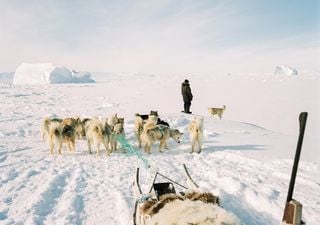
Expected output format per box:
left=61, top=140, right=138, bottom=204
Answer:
left=0, top=72, right=319, bottom=225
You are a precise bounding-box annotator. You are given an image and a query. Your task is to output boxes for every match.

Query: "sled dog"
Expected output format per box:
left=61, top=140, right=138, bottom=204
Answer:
left=41, top=117, right=62, bottom=141
left=85, top=119, right=111, bottom=155
left=110, top=119, right=125, bottom=152
left=136, top=111, right=170, bottom=127
left=107, top=113, right=124, bottom=131
left=135, top=111, right=170, bottom=148
left=188, top=117, right=204, bottom=153
left=62, top=117, right=86, bottom=140
left=48, top=120, right=63, bottom=155
left=135, top=111, right=159, bottom=121
left=135, top=112, right=159, bottom=148
left=208, top=105, right=226, bottom=119
left=141, top=123, right=183, bottom=154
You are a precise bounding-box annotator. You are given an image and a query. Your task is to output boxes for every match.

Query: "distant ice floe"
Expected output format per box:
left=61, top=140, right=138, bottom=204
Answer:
left=13, top=63, right=95, bottom=85
left=274, top=65, right=298, bottom=76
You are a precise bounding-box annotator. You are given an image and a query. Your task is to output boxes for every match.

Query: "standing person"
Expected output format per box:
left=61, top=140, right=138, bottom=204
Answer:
left=181, top=79, right=193, bottom=114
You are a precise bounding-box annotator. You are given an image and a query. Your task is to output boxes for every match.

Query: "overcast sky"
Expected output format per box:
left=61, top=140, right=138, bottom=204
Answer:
left=1, top=0, right=319, bottom=74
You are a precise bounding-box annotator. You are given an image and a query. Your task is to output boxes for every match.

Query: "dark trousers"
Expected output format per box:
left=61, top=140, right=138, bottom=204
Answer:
left=184, top=101, right=191, bottom=113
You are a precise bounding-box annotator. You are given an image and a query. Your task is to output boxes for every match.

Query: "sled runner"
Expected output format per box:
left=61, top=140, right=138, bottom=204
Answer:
left=133, top=164, right=242, bottom=225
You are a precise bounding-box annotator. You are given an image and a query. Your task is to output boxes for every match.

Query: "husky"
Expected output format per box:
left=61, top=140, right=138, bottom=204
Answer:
left=141, top=123, right=183, bottom=154
left=41, top=117, right=62, bottom=141
left=135, top=111, right=170, bottom=148
left=136, top=111, right=170, bottom=127
left=208, top=105, right=226, bottom=119
left=85, top=119, right=111, bottom=155
left=62, top=117, right=86, bottom=140
left=48, top=120, right=63, bottom=155
left=107, top=113, right=122, bottom=131
left=109, top=119, right=125, bottom=152
left=188, top=117, right=204, bottom=153
left=47, top=120, right=77, bottom=154
left=135, top=111, right=159, bottom=121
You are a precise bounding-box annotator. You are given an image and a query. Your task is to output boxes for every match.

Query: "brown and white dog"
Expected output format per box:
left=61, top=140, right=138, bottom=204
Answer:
left=140, top=122, right=183, bottom=154
left=135, top=111, right=170, bottom=148
left=188, top=117, right=204, bottom=153
left=41, top=117, right=62, bottom=141
left=208, top=105, right=226, bottom=119
left=85, top=118, right=111, bottom=155
left=61, top=117, right=86, bottom=140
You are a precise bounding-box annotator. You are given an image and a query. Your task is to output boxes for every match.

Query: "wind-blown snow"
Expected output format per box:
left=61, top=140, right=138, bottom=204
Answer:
left=13, top=63, right=95, bottom=85
left=0, top=72, right=319, bottom=225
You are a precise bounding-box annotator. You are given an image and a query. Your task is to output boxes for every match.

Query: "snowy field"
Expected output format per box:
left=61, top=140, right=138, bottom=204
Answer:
left=0, top=72, right=319, bottom=225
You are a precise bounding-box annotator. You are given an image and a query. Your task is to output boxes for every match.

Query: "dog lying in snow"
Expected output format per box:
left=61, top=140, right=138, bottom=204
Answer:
left=208, top=105, right=226, bottom=119
left=188, top=117, right=204, bottom=153
left=140, top=122, right=183, bottom=154
left=85, top=118, right=111, bottom=155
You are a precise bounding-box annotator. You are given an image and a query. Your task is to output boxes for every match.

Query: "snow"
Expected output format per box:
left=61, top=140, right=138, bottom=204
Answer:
left=13, top=63, right=95, bottom=85
left=0, top=72, right=319, bottom=225
left=274, top=65, right=298, bottom=76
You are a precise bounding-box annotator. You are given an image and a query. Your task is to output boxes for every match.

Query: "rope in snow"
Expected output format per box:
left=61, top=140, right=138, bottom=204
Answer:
left=116, top=135, right=150, bottom=168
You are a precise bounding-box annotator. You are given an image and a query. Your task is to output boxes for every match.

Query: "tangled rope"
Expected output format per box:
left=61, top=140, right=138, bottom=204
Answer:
left=116, top=135, right=150, bottom=168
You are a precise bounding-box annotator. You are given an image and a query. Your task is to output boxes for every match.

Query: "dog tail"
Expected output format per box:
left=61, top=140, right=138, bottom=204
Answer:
left=49, top=121, right=62, bottom=142
left=93, top=124, right=104, bottom=137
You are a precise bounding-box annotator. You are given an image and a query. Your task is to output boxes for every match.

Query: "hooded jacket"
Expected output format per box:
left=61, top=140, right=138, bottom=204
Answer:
left=181, top=81, right=193, bottom=102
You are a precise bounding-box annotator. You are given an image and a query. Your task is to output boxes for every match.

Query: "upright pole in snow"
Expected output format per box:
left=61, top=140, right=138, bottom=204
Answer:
left=282, top=112, right=308, bottom=225
left=285, top=112, right=308, bottom=203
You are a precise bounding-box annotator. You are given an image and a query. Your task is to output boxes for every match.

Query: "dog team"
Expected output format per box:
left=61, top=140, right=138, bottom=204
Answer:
left=41, top=106, right=226, bottom=155
left=41, top=114, right=124, bottom=155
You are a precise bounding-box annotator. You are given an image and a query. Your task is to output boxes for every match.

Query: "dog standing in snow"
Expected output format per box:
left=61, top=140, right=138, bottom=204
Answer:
left=85, top=118, right=111, bottom=155
left=188, top=117, right=204, bottom=153
left=208, top=105, right=226, bottom=119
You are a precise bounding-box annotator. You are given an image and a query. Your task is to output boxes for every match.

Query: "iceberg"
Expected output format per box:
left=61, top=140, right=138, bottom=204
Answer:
left=13, top=63, right=95, bottom=85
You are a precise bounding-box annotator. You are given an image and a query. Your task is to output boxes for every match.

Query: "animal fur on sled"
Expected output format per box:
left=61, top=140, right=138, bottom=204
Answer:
left=139, top=192, right=241, bottom=225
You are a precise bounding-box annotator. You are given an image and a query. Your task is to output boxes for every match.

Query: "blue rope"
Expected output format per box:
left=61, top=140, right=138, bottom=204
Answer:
left=116, top=135, right=150, bottom=168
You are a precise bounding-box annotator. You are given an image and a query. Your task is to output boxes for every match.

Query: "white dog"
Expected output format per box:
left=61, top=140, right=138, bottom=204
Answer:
left=85, top=119, right=111, bottom=155
left=188, top=117, right=204, bottom=153
left=48, top=120, right=63, bottom=155
left=109, top=119, right=125, bottom=152
left=208, top=105, right=226, bottom=119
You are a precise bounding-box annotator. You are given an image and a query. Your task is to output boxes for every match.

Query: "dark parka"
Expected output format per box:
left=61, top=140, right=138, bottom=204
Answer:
left=181, top=80, right=193, bottom=102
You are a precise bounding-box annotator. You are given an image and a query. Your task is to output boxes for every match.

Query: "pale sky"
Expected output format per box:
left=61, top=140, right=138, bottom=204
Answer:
left=1, top=0, right=319, bottom=74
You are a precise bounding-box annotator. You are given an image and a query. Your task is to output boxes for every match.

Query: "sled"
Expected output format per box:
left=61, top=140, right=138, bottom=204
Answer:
left=133, top=164, right=242, bottom=225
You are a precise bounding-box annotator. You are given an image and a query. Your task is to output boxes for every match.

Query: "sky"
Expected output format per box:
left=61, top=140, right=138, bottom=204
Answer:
left=0, top=0, right=319, bottom=74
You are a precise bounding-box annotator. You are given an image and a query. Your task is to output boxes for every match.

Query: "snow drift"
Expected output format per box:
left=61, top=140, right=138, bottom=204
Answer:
left=13, top=63, right=95, bottom=85
left=274, top=65, right=298, bottom=76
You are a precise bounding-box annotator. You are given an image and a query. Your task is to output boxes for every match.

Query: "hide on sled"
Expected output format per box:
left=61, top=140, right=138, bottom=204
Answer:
left=132, top=164, right=242, bottom=225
